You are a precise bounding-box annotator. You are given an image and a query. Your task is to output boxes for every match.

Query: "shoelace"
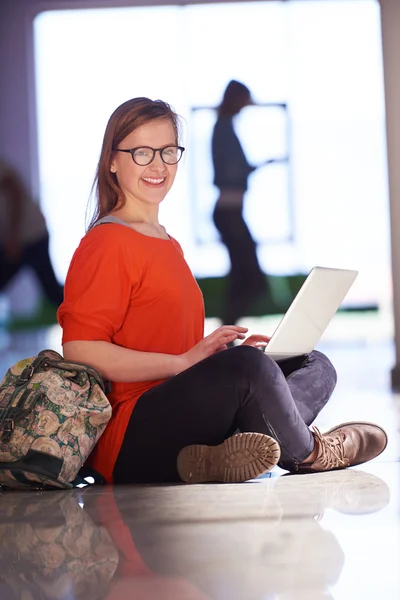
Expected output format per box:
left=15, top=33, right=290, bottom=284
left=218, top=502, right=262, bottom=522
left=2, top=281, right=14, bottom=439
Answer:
left=312, top=426, right=348, bottom=469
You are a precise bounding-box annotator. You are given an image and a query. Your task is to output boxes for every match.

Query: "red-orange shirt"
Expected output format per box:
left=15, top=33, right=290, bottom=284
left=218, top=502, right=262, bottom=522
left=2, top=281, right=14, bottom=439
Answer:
left=57, top=224, right=205, bottom=482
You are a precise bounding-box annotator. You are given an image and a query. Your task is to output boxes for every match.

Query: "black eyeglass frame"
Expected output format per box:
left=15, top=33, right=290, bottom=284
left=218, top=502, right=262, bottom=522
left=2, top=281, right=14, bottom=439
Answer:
left=112, top=145, right=185, bottom=166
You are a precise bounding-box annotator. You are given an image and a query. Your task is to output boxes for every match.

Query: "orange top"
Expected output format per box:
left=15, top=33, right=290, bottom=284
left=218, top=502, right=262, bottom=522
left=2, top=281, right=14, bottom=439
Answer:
left=94, top=490, right=153, bottom=579
left=57, top=223, right=205, bottom=482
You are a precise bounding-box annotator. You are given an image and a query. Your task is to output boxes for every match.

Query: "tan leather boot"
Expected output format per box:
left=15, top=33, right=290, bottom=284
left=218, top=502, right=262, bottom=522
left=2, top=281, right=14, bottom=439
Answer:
left=177, top=432, right=281, bottom=483
left=291, top=422, right=388, bottom=474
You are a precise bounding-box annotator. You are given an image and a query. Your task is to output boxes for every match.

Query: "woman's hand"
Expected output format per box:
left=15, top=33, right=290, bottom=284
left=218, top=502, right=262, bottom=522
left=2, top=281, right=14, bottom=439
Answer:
left=181, top=325, right=248, bottom=370
left=241, top=334, right=271, bottom=349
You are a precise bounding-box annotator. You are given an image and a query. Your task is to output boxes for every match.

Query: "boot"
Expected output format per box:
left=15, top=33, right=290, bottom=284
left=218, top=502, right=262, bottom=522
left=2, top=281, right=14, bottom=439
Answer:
left=289, top=422, right=387, bottom=474
left=177, top=432, right=281, bottom=483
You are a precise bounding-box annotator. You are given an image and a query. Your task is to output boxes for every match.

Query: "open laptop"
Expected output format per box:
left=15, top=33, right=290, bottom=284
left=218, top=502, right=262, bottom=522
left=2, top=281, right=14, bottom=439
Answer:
left=263, top=266, right=358, bottom=361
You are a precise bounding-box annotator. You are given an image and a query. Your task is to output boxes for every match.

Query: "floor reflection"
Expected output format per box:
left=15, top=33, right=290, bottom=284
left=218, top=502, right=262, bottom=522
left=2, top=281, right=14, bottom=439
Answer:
left=0, top=468, right=393, bottom=600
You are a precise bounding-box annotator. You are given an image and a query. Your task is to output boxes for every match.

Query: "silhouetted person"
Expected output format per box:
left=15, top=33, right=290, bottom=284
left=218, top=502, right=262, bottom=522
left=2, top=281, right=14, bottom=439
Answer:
left=212, top=79, right=269, bottom=324
left=0, top=158, right=63, bottom=308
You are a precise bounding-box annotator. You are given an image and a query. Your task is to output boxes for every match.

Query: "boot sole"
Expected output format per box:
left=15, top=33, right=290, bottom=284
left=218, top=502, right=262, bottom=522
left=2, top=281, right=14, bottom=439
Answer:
left=177, top=432, right=281, bottom=484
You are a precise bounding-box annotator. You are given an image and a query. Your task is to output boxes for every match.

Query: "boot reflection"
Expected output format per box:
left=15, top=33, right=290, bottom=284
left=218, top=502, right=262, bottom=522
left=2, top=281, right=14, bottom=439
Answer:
left=275, top=468, right=391, bottom=517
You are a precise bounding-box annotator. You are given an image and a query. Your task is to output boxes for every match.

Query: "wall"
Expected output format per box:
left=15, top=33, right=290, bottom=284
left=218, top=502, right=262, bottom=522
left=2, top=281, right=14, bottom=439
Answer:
left=380, top=0, right=400, bottom=386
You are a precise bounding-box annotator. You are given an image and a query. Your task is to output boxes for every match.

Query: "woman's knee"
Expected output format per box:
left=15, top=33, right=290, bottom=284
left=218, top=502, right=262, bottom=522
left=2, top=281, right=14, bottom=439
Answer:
left=213, top=345, right=281, bottom=383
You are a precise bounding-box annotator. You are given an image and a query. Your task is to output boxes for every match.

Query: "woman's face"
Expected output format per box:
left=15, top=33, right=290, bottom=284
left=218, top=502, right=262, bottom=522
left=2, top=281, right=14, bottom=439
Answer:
left=111, top=119, right=178, bottom=209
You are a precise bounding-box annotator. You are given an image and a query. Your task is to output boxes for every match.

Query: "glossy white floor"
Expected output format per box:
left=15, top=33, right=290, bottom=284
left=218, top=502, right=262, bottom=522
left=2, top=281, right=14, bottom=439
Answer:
left=0, top=313, right=399, bottom=600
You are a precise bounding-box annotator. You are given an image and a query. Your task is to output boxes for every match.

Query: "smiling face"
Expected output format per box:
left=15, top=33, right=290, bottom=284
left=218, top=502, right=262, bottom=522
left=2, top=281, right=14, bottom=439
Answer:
left=110, top=119, right=178, bottom=211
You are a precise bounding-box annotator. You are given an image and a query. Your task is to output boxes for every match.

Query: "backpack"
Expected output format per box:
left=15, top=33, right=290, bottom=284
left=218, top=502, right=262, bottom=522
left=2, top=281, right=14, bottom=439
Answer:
left=0, top=349, right=112, bottom=490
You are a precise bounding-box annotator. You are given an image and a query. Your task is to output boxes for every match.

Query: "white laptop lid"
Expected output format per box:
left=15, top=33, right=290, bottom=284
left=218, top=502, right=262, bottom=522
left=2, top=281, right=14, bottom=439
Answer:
left=264, top=266, right=358, bottom=361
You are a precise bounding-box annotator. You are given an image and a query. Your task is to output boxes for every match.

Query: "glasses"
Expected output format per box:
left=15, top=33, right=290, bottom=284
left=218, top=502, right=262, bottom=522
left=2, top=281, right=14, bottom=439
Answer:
left=113, top=145, right=185, bottom=166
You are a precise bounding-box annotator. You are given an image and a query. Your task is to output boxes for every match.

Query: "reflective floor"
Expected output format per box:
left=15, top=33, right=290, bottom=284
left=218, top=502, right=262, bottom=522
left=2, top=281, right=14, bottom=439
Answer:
left=0, top=318, right=399, bottom=600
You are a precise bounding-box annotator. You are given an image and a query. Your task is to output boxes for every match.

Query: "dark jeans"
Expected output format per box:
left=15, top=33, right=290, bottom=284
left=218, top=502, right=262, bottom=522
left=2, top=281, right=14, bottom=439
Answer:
left=113, top=346, right=337, bottom=483
left=213, top=203, right=268, bottom=324
left=0, top=234, right=64, bottom=307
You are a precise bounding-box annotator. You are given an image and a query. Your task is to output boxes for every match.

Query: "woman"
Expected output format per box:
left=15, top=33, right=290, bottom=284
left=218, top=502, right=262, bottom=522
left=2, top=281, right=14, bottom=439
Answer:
left=58, top=97, right=387, bottom=485
left=212, top=79, right=268, bottom=324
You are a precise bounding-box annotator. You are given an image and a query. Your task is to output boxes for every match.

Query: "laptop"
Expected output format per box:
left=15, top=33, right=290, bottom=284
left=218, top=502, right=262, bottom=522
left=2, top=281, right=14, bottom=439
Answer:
left=263, top=266, right=358, bottom=361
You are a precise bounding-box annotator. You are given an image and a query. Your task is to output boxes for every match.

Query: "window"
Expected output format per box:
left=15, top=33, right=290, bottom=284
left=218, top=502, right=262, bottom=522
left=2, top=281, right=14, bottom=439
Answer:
left=34, top=0, right=388, bottom=305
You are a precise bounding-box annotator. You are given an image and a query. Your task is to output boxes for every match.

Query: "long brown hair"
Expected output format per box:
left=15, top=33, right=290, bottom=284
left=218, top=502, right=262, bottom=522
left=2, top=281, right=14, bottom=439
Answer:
left=86, top=97, right=180, bottom=231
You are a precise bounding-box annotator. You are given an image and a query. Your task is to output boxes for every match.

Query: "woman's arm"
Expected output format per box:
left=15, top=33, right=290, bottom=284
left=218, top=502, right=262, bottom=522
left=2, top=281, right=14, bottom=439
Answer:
left=63, top=340, right=186, bottom=382
left=63, top=325, right=248, bottom=383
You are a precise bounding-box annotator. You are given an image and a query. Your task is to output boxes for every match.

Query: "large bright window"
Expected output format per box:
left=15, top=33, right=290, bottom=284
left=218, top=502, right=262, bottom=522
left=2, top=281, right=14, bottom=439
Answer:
left=34, top=0, right=389, bottom=306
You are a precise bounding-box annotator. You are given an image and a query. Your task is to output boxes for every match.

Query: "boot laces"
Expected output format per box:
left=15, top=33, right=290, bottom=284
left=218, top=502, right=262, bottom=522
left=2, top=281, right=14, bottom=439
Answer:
left=312, top=427, right=348, bottom=469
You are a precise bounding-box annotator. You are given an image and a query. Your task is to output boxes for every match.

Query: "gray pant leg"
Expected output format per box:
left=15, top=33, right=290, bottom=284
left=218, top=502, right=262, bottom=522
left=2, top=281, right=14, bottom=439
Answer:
left=286, top=350, right=337, bottom=425
left=234, top=349, right=337, bottom=464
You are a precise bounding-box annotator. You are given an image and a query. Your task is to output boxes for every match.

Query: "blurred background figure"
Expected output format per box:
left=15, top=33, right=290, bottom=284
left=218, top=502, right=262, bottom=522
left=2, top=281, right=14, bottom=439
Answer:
left=0, top=158, right=63, bottom=311
left=212, top=79, right=273, bottom=325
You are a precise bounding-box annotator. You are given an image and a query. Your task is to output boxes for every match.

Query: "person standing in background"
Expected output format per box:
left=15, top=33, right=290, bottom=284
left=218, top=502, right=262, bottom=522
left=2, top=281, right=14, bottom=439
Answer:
left=212, top=80, right=272, bottom=325
left=0, top=158, right=63, bottom=309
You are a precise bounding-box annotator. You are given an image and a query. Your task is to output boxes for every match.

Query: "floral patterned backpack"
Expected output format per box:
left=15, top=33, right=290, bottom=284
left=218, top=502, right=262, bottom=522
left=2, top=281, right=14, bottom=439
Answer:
left=0, top=349, right=112, bottom=490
